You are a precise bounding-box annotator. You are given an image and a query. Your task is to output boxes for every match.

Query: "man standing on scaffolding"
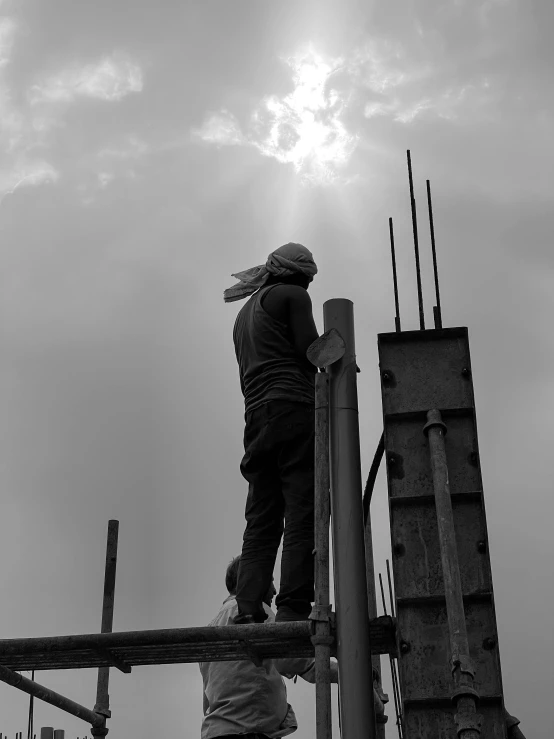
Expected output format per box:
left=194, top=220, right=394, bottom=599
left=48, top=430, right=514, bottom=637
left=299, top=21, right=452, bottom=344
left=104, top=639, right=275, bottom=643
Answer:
left=224, top=243, right=319, bottom=624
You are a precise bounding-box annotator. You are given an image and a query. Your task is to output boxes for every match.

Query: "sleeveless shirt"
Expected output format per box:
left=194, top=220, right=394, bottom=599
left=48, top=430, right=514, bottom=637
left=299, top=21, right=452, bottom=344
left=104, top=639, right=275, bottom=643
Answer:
left=233, top=284, right=316, bottom=413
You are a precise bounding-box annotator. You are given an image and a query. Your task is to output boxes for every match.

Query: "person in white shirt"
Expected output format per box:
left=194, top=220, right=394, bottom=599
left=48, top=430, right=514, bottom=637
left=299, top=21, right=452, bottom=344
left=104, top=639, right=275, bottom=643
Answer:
left=199, top=555, right=338, bottom=739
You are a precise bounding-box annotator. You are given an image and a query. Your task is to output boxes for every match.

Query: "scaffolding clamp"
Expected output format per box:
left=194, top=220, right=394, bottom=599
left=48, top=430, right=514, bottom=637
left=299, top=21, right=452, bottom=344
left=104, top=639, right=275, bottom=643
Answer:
left=309, top=605, right=334, bottom=647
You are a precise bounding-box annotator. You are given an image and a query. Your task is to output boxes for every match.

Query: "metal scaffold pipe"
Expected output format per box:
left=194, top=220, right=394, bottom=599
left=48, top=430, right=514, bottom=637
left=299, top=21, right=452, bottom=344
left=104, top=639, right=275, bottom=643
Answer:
left=323, top=298, right=376, bottom=739
left=424, top=409, right=483, bottom=738
left=313, top=372, right=332, bottom=739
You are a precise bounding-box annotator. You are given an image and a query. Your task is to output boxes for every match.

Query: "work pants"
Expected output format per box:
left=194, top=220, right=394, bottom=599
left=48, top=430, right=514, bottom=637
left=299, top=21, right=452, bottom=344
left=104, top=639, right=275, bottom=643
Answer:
left=236, top=400, right=315, bottom=621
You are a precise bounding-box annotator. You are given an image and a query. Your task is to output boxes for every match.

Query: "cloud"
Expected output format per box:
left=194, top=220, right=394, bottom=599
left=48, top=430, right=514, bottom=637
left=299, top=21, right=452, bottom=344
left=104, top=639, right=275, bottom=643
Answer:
left=77, top=135, right=149, bottom=203
left=194, top=2, right=521, bottom=184
left=194, top=47, right=359, bottom=186
left=193, top=110, right=245, bottom=147
left=0, top=12, right=144, bottom=200
left=29, top=54, right=143, bottom=105
left=0, top=161, right=59, bottom=200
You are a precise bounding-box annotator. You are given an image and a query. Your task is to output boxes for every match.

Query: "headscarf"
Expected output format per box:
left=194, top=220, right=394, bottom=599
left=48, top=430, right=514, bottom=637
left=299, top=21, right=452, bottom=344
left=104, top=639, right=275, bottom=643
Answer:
left=223, top=242, right=318, bottom=303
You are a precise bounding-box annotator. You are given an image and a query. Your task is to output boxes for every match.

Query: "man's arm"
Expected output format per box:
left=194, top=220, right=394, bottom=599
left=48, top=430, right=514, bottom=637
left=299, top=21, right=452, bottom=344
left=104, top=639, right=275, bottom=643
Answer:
left=274, top=657, right=338, bottom=684
left=285, top=286, right=319, bottom=367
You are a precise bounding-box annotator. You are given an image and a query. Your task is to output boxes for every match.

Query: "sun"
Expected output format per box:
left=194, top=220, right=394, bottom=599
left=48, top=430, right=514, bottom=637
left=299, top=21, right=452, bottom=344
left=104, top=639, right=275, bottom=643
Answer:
left=252, top=46, right=359, bottom=185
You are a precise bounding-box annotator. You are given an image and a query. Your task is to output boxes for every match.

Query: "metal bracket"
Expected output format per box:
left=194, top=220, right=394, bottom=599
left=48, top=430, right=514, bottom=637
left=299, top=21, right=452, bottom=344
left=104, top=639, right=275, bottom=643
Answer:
left=451, top=653, right=476, bottom=679
left=451, top=685, right=480, bottom=703
left=423, top=415, right=448, bottom=436
left=239, top=639, right=263, bottom=668
left=92, top=646, right=132, bottom=674
left=309, top=604, right=332, bottom=624
left=93, top=704, right=112, bottom=719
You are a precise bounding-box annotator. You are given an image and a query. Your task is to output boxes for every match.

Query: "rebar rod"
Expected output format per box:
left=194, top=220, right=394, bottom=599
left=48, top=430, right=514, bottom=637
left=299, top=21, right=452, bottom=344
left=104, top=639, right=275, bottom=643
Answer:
left=407, top=150, right=425, bottom=330
left=386, top=559, right=396, bottom=620
left=313, top=372, right=332, bottom=739
left=324, top=299, right=376, bottom=739
left=388, top=218, right=401, bottom=332
left=424, top=409, right=482, bottom=738
left=426, top=180, right=442, bottom=328
left=379, top=574, right=402, bottom=739
left=0, top=665, right=105, bottom=728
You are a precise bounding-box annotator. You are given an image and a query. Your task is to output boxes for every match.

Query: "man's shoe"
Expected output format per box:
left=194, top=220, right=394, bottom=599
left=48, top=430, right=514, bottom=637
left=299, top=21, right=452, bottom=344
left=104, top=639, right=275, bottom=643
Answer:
left=275, top=607, right=310, bottom=622
left=232, top=611, right=267, bottom=625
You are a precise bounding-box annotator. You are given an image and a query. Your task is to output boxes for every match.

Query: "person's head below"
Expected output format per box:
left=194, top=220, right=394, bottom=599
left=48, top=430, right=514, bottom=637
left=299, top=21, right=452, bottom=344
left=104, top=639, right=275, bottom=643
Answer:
left=225, top=555, right=277, bottom=607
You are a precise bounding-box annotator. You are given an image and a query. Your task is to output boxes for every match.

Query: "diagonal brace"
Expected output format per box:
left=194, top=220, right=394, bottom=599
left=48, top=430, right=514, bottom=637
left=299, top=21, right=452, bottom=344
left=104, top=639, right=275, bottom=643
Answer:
left=0, top=663, right=105, bottom=727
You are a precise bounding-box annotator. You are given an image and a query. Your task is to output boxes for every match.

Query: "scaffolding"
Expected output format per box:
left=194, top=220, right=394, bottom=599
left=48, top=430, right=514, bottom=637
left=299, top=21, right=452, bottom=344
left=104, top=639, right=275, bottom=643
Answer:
left=1, top=151, right=527, bottom=739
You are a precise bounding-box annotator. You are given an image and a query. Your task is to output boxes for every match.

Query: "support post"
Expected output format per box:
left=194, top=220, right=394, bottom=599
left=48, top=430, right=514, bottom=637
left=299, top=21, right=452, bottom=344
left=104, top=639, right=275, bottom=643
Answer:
left=92, top=519, right=119, bottom=737
left=312, top=372, right=333, bottom=739
left=324, top=298, right=376, bottom=739
left=424, top=410, right=482, bottom=738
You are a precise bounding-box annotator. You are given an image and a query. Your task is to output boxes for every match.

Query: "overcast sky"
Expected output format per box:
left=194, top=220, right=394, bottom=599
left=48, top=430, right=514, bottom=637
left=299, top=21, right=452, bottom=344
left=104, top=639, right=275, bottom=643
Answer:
left=0, top=0, right=552, bottom=737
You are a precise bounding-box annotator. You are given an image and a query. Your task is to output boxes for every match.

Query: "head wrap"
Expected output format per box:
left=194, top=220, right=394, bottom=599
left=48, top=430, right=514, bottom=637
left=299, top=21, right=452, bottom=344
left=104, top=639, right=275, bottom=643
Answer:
left=223, top=242, right=318, bottom=303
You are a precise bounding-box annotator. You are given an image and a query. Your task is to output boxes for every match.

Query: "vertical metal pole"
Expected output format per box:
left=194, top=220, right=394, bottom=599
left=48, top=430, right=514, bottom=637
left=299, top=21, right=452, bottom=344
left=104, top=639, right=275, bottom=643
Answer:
left=313, top=372, right=332, bottom=739
left=424, top=410, right=482, bottom=738
left=407, top=150, right=425, bottom=330
left=27, top=670, right=34, bottom=739
left=39, top=730, right=53, bottom=739
left=92, top=520, right=119, bottom=738
left=324, top=298, right=376, bottom=739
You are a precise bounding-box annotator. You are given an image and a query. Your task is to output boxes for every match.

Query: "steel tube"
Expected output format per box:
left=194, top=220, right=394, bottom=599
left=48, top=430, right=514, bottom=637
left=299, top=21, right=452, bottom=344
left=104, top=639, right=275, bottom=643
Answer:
left=425, top=409, right=482, bottom=738
left=94, top=520, right=119, bottom=721
left=0, top=665, right=105, bottom=727
left=313, top=372, right=332, bottom=739
left=324, top=298, right=376, bottom=739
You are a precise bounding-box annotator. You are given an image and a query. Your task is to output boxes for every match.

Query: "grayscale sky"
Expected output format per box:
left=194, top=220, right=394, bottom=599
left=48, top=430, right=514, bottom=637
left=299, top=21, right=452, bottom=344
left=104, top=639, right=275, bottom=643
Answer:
left=0, top=1, right=552, bottom=737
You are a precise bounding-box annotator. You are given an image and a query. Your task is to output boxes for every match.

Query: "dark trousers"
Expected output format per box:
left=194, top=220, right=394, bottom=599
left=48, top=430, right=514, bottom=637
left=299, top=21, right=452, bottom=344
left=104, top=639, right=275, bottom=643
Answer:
left=236, top=400, right=315, bottom=620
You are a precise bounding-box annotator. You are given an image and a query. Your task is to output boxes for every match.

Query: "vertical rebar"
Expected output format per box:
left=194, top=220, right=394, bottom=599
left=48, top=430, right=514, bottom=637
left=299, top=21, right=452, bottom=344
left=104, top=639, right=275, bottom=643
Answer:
left=324, top=299, right=376, bottom=739
left=407, top=150, right=425, bottom=330
left=424, top=410, right=482, bottom=738
left=388, top=218, right=401, bottom=332
left=426, top=180, right=442, bottom=328
left=379, top=573, right=403, bottom=739
left=386, top=560, right=396, bottom=620
left=313, top=372, right=332, bottom=739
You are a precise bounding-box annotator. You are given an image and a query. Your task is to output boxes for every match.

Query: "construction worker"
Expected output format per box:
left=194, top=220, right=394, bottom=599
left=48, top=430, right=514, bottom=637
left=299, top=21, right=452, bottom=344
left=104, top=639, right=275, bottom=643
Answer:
left=224, top=243, right=319, bottom=624
left=199, top=556, right=338, bottom=739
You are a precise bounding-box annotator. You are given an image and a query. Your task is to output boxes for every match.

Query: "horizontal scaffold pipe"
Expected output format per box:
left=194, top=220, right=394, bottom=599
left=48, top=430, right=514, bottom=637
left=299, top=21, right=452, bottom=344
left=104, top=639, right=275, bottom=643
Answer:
left=0, top=664, right=105, bottom=727
left=0, top=619, right=396, bottom=671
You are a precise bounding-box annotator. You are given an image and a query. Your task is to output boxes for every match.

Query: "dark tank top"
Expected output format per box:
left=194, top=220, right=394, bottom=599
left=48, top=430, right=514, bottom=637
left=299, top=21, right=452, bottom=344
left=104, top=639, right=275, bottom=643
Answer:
left=233, top=285, right=316, bottom=413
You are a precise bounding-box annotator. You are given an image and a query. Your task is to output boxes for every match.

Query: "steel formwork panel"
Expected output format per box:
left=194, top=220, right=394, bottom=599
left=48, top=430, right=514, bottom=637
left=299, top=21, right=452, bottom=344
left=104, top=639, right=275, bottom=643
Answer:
left=378, top=327, right=507, bottom=738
